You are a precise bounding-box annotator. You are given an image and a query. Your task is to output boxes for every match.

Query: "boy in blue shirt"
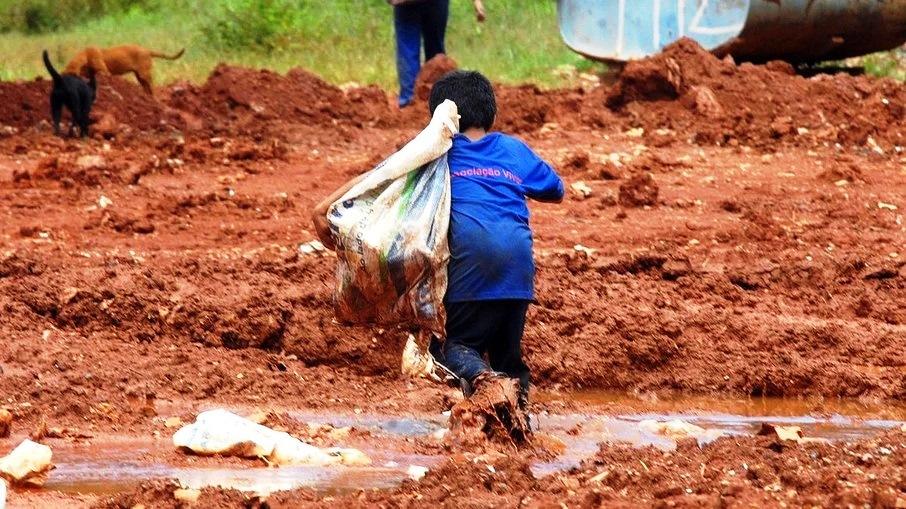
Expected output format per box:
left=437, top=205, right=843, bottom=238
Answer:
left=312, top=71, right=563, bottom=416
left=426, top=71, right=564, bottom=414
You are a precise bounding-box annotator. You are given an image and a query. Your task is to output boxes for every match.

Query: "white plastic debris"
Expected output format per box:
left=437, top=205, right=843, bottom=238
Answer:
left=639, top=419, right=723, bottom=441
left=173, top=409, right=370, bottom=467
left=573, top=244, right=596, bottom=257
left=173, top=488, right=200, bottom=504
left=0, top=440, right=53, bottom=486
left=406, top=465, right=429, bottom=481
left=0, top=478, right=6, bottom=509
left=76, top=154, right=106, bottom=169
left=570, top=181, right=593, bottom=199
left=97, top=195, right=113, bottom=209
left=298, top=240, right=325, bottom=255
left=626, top=127, right=645, bottom=138
left=401, top=334, right=440, bottom=380
left=878, top=202, right=898, bottom=211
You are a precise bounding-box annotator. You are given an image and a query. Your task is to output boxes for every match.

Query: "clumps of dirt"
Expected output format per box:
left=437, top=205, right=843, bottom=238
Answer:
left=93, top=480, right=283, bottom=508
left=166, top=64, right=394, bottom=133
left=618, top=172, right=659, bottom=207
left=818, top=159, right=869, bottom=184
left=94, top=76, right=185, bottom=132
left=448, top=376, right=530, bottom=447
left=0, top=79, right=47, bottom=129
left=29, top=153, right=128, bottom=187
left=606, top=38, right=906, bottom=149
left=540, top=429, right=906, bottom=507
left=415, top=53, right=458, bottom=101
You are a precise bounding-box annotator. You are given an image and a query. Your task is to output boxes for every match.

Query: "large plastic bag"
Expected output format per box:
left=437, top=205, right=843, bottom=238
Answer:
left=327, top=100, right=459, bottom=335
left=173, top=409, right=370, bottom=466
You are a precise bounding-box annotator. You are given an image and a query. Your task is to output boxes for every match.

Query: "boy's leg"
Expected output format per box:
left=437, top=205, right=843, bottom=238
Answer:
left=487, top=300, right=532, bottom=408
left=421, top=0, right=449, bottom=60
left=393, top=5, right=422, bottom=107
left=441, top=301, right=495, bottom=394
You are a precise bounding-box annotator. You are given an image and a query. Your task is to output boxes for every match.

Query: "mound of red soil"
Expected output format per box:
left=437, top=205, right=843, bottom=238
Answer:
left=166, top=64, right=394, bottom=132
left=0, top=79, right=47, bottom=129
left=415, top=53, right=458, bottom=101
left=495, top=84, right=615, bottom=134
left=0, top=75, right=181, bottom=133
left=93, top=76, right=184, bottom=131
left=607, top=38, right=906, bottom=149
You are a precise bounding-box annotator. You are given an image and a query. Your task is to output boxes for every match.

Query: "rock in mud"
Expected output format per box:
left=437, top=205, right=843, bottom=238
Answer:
left=173, top=488, right=201, bottom=504
left=685, top=85, right=723, bottom=118
left=618, top=172, right=659, bottom=207
left=570, top=181, right=593, bottom=199
left=757, top=423, right=804, bottom=443
left=0, top=439, right=53, bottom=486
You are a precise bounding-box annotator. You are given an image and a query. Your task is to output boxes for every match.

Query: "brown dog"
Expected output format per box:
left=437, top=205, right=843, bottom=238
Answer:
left=64, top=44, right=185, bottom=95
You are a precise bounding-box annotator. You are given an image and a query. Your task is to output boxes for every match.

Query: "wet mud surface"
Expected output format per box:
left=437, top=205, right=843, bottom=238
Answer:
left=1, top=39, right=905, bottom=506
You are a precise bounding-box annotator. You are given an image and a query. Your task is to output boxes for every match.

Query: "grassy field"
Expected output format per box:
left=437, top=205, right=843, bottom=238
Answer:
left=0, top=0, right=594, bottom=89
left=1, top=0, right=902, bottom=89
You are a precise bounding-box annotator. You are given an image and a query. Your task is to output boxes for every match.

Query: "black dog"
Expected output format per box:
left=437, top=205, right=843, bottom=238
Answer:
left=42, top=50, right=96, bottom=138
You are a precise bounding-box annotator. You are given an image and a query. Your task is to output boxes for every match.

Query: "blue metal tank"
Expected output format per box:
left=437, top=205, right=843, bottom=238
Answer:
left=558, top=0, right=906, bottom=63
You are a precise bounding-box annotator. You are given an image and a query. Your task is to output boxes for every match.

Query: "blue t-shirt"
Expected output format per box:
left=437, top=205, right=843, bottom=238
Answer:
left=446, top=132, right=564, bottom=303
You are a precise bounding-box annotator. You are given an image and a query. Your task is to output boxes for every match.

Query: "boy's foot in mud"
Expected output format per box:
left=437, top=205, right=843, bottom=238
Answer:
left=449, top=372, right=531, bottom=446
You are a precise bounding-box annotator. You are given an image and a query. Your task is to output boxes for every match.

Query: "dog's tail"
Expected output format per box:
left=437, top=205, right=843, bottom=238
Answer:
left=42, top=50, right=62, bottom=84
left=88, top=70, right=97, bottom=93
left=150, top=48, right=185, bottom=60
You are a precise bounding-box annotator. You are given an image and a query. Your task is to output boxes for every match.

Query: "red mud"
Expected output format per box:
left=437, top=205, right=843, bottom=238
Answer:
left=89, top=429, right=906, bottom=508
left=0, top=38, right=904, bottom=507
left=414, top=53, right=459, bottom=101
left=607, top=38, right=906, bottom=149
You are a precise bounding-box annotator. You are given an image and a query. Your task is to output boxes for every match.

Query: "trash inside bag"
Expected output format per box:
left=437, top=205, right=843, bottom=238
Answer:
left=327, top=100, right=459, bottom=336
left=172, top=409, right=370, bottom=467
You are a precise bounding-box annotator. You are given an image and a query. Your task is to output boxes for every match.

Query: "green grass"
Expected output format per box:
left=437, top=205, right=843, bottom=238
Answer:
left=0, top=0, right=595, bottom=89
left=3, top=0, right=900, bottom=90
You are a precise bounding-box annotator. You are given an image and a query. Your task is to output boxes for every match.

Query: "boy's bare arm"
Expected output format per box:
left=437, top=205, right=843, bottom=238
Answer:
left=311, top=172, right=370, bottom=251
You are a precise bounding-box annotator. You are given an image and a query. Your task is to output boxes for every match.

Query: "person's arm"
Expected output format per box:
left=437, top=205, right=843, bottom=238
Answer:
left=311, top=172, right=370, bottom=251
left=473, top=0, right=486, bottom=22
left=518, top=143, right=564, bottom=203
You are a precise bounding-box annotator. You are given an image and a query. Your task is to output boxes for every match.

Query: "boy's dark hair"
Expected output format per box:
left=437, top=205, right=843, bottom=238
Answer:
left=428, top=70, right=496, bottom=131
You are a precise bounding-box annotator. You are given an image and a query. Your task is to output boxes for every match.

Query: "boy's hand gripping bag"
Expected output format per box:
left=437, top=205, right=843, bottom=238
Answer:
left=326, top=100, right=459, bottom=335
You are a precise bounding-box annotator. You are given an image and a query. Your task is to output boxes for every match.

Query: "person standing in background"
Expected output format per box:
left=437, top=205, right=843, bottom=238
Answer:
left=390, top=0, right=486, bottom=108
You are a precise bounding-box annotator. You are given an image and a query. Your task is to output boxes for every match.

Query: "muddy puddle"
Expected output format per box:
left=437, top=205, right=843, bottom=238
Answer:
left=39, top=393, right=906, bottom=497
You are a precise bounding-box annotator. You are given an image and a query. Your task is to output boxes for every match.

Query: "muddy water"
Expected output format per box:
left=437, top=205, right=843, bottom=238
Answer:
left=46, top=437, right=440, bottom=496
left=41, top=393, right=906, bottom=496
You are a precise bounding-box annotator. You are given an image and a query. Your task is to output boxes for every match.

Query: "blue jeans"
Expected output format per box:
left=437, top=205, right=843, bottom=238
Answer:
left=430, top=300, right=531, bottom=396
left=393, top=0, right=450, bottom=106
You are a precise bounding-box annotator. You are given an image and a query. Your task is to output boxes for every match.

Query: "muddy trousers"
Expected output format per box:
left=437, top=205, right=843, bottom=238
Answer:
left=393, top=0, right=449, bottom=107
left=430, top=300, right=531, bottom=404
